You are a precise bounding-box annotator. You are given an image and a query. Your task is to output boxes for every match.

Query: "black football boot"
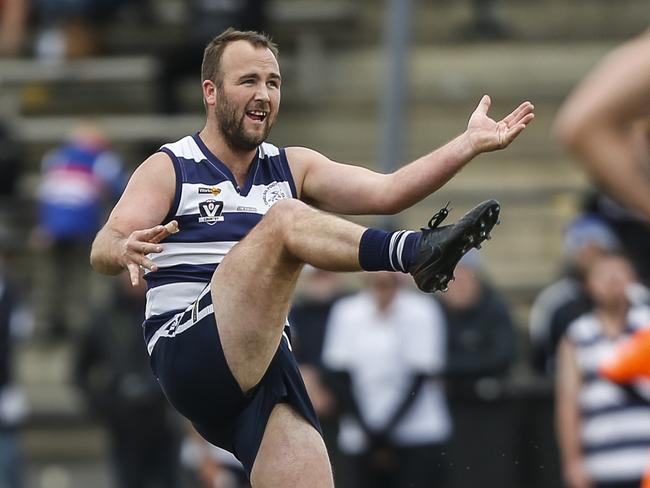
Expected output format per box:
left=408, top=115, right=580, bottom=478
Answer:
left=408, top=199, right=500, bottom=293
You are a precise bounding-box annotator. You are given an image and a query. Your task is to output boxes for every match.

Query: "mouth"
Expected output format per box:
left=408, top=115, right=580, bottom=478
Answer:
left=245, top=109, right=269, bottom=124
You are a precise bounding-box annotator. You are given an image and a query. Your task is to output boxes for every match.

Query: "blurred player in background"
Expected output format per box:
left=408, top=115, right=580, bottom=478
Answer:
left=554, top=29, right=650, bottom=285
left=33, top=123, right=126, bottom=339
left=554, top=28, right=650, bottom=223
left=556, top=254, right=650, bottom=488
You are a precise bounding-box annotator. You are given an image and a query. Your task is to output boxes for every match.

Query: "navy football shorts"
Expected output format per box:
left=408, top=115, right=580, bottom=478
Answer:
left=148, top=285, right=321, bottom=475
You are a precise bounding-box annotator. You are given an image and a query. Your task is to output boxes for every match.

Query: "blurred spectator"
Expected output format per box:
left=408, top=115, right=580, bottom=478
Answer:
left=32, top=123, right=126, bottom=339
left=529, top=215, right=621, bottom=376
left=0, top=0, right=28, bottom=56
left=290, top=267, right=348, bottom=458
left=291, top=267, right=348, bottom=368
left=33, top=0, right=141, bottom=60
left=180, top=424, right=249, bottom=488
left=437, top=251, right=517, bottom=486
left=0, top=119, right=23, bottom=206
left=556, top=254, right=650, bottom=488
left=463, top=0, right=510, bottom=39
left=156, top=0, right=268, bottom=114
left=440, top=250, right=516, bottom=390
left=554, top=29, right=650, bottom=224
left=582, top=191, right=650, bottom=287
left=322, top=272, right=450, bottom=488
left=601, top=328, right=650, bottom=488
left=74, top=273, right=181, bottom=488
left=0, top=227, right=33, bottom=488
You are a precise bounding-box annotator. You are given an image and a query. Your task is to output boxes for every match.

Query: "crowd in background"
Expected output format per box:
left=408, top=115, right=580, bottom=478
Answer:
left=0, top=1, right=649, bottom=488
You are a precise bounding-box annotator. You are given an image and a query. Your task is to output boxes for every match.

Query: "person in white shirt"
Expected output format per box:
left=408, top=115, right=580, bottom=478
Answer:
left=322, top=272, right=450, bottom=488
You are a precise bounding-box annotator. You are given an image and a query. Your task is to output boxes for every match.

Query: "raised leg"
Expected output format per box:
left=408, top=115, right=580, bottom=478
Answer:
left=211, top=198, right=365, bottom=393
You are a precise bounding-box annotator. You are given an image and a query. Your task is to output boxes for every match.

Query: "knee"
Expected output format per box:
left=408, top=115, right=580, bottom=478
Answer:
left=263, top=198, right=313, bottom=230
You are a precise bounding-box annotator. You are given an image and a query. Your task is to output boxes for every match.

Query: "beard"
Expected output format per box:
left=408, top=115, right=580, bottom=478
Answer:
left=215, top=88, right=274, bottom=151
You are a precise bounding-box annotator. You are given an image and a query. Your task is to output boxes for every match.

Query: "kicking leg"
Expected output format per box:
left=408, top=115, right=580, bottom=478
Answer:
left=211, top=198, right=365, bottom=393
left=211, top=198, right=499, bottom=392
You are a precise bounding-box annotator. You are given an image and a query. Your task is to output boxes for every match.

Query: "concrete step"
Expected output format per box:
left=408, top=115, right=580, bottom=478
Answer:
left=357, top=0, right=648, bottom=44
left=16, top=342, right=84, bottom=420
left=2, top=40, right=619, bottom=117
left=101, top=0, right=648, bottom=54
left=290, top=41, right=617, bottom=107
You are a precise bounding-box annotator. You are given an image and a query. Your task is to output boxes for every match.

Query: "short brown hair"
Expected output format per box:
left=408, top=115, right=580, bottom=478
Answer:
left=201, top=28, right=279, bottom=86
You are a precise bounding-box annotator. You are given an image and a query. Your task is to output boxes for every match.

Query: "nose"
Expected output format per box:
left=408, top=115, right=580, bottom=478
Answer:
left=255, top=83, right=271, bottom=102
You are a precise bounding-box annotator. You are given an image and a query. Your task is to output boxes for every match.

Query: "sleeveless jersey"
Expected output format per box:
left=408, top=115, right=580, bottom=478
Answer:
left=566, top=306, right=650, bottom=483
left=142, top=133, right=297, bottom=348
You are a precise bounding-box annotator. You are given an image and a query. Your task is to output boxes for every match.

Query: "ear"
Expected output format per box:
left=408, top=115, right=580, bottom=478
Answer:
left=202, top=80, right=217, bottom=107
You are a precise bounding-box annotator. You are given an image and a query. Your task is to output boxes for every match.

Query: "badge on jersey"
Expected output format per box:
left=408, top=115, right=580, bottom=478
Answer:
left=198, top=199, right=225, bottom=224
left=198, top=186, right=221, bottom=197
left=262, top=181, right=289, bottom=206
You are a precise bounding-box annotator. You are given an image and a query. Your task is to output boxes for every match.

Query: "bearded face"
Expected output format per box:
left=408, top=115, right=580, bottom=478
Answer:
left=214, top=83, right=275, bottom=151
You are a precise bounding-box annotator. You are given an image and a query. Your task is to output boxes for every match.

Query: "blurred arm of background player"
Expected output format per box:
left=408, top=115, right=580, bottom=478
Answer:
left=553, top=29, right=650, bottom=222
left=555, top=339, right=593, bottom=488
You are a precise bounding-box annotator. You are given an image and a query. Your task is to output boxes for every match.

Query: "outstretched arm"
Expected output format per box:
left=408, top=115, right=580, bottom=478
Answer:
left=288, top=96, right=534, bottom=215
left=554, top=29, right=650, bottom=221
left=90, top=152, right=177, bottom=285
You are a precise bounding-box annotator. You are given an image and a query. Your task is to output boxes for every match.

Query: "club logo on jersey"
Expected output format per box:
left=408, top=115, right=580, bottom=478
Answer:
left=198, top=199, right=224, bottom=224
left=262, top=182, right=288, bottom=206
left=198, top=186, right=221, bottom=197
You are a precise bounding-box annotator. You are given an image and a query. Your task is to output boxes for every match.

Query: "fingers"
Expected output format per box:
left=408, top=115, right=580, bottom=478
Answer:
left=123, top=221, right=180, bottom=284
left=474, top=94, right=491, bottom=115
left=136, top=224, right=166, bottom=241
left=150, top=220, right=179, bottom=244
left=123, top=221, right=173, bottom=284
left=126, top=235, right=162, bottom=255
left=164, top=220, right=179, bottom=234
left=499, top=103, right=534, bottom=147
left=520, top=112, right=535, bottom=126
left=140, top=256, right=158, bottom=272
left=127, top=255, right=158, bottom=287
left=127, top=263, right=140, bottom=286
left=503, top=101, right=535, bottom=126
left=502, top=123, right=529, bottom=146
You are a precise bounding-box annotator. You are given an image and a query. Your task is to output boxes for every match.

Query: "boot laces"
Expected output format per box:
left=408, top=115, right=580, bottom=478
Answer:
left=426, top=202, right=452, bottom=229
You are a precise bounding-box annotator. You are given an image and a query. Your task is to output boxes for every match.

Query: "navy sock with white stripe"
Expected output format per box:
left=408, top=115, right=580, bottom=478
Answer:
left=358, top=228, right=421, bottom=273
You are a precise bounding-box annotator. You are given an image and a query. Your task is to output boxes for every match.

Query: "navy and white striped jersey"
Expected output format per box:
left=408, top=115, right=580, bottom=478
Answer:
left=566, top=305, right=650, bottom=483
left=142, top=133, right=297, bottom=348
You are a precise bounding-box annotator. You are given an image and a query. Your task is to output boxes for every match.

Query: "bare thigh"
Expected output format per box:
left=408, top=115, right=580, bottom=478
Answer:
left=210, top=199, right=307, bottom=393
left=211, top=199, right=363, bottom=393
left=250, top=403, right=334, bottom=488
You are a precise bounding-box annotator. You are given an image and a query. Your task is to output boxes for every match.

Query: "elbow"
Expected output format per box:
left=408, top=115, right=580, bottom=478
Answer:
left=554, top=101, right=613, bottom=157
left=373, top=180, right=408, bottom=215
left=89, top=239, right=117, bottom=275
left=89, top=234, right=102, bottom=271
left=89, top=245, right=102, bottom=273
left=374, top=196, right=405, bottom=216
left=553, top=110, right=590, bottom=154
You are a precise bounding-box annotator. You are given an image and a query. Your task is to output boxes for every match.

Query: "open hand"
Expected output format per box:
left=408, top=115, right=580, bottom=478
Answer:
left=123, top=220, right=179, bottom=286
left=467, top=95, right=535, bottom=153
